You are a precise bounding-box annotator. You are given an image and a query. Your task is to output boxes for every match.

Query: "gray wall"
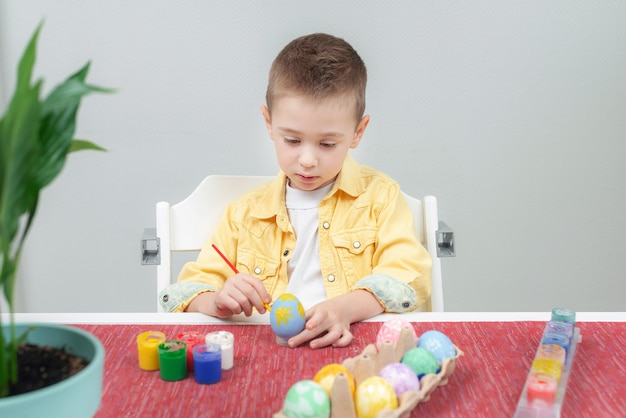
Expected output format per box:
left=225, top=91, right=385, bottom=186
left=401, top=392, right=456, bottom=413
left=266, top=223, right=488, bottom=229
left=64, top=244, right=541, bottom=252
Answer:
left=1, top=1, right=624, bottom=313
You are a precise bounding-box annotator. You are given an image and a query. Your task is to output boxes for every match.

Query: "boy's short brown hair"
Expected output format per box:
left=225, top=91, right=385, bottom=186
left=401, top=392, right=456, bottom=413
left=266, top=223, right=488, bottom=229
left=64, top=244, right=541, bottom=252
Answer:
left=265, top=33, right=367, bottom=123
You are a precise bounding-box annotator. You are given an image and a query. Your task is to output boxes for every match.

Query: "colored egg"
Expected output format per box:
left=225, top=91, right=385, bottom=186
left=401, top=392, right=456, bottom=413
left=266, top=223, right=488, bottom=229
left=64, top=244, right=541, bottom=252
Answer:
left=379, top=362, right=420, bottom=396
left=282, top=380, right=330, bottom=418
left=375, top=317, right=417, bottom=349
left=313, top=363, right=355, bottom=397
left=401, top=347, right=440, bottom=379
left=355, top=376, right=398, bottom=418
left=417, top=330, right=457, bottom=363
left=270, top=293, right=306, bottom=340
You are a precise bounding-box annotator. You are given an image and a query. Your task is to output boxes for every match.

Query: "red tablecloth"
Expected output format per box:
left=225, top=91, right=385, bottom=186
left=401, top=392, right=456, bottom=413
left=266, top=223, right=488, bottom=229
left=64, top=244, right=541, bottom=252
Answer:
left=75, top=321, right=625, bottom=418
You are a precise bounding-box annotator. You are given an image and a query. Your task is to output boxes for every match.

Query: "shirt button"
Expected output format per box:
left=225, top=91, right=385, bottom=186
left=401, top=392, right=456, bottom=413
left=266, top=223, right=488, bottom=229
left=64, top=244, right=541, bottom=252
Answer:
left=327, top=274, right=335, bottom=282
left=402, top=301, right=410, bottom=308
left=254, top=267, right=262, bottom=275
left=162, top=294, right=169, bottom=303
left=353, top=241, right=361, bottom=249
left=322, top=222, right=330, bottom=229
left=283, top=250, right=289, bottom=256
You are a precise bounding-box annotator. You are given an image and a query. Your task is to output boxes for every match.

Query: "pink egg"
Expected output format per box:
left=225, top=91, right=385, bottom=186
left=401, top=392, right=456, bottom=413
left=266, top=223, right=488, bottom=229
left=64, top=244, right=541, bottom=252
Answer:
left=376, top=318, right=417, bottom=349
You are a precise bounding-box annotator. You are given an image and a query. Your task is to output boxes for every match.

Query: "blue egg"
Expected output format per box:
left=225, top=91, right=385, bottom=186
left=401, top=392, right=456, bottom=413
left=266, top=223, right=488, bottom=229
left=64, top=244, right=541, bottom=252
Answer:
left=417, top=330, right=456, bottom=363
left=270, top=293, right=306, bottom=341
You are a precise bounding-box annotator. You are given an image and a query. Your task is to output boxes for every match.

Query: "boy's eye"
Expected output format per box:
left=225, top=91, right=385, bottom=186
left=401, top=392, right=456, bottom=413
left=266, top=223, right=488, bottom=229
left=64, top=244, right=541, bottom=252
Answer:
left=284, top=137, right=300, bottom=145
left=320, top=142, right=336, bottom=148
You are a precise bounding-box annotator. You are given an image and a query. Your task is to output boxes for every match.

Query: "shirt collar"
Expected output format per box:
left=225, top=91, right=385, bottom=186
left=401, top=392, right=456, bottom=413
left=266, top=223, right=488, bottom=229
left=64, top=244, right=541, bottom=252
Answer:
left=251, top=153, right=364, bottom=219
left=332, top=153, right=364, bottom=198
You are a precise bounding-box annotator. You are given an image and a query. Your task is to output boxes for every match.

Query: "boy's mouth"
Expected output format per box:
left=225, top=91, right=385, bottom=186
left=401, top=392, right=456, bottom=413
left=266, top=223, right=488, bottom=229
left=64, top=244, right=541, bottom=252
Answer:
left=296, top=174, right=318, bottom=182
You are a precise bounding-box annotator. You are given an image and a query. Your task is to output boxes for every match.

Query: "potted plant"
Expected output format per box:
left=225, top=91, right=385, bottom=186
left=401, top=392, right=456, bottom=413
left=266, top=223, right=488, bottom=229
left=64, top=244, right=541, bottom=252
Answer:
left=0, top=22, right=111, bottom=415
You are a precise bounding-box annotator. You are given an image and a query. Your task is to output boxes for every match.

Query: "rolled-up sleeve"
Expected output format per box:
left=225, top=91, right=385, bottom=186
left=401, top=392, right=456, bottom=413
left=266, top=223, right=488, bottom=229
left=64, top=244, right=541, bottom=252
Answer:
left=158, top=282, right=218, bottom=312
left=352, top=273, right=417, bottom=312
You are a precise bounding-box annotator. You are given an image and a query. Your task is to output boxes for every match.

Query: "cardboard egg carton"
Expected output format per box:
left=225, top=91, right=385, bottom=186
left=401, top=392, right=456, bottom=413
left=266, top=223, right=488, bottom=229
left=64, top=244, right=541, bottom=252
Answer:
left=274, top=327, right=464, bottom=418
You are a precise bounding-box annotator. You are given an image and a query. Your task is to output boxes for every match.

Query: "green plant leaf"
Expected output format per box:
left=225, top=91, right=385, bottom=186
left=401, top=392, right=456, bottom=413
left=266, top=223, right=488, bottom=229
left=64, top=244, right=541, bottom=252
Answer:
left=36, top=80, right=86, bottom=188
left=70, top=139, right=107, bottom=153
left=35, top=62, right=110, bottom=189
left=15, top=22, right=42, bottom=95
left=0, top=62, right=42, bottom=252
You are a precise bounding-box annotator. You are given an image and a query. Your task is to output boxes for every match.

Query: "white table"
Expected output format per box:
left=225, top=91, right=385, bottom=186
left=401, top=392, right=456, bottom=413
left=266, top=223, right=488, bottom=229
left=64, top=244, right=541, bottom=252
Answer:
left=4, top=311, right=624, bottom=324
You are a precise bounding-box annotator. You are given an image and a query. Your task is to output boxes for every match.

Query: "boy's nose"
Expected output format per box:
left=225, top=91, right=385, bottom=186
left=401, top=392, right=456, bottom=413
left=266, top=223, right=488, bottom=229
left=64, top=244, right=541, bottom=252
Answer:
left=298, top=149, right=317, bottom=168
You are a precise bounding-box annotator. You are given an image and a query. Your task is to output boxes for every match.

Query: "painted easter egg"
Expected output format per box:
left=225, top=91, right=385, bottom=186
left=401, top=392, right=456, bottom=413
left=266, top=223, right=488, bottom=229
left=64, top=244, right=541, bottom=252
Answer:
left=270, top=293, right=306, bottom=340
left=417, top=330, right=457, bottom=363
left=313, top=363, right=355, bottom=397
left=379, top=362, right=420, bottom=396
left=375, top=317, right=418, bottom=349
left=282, top=380, right=330, bottom=418
left=355, top=376, right=398, bottom=418
left=401, top=347, right=440, bottom=379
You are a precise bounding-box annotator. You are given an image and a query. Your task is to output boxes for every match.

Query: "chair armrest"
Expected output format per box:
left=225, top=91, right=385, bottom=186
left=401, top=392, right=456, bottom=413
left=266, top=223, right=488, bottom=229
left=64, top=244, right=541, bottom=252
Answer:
left=141, top=227, right=161, bottom=265
left=436, top=221, right=455, bottom=257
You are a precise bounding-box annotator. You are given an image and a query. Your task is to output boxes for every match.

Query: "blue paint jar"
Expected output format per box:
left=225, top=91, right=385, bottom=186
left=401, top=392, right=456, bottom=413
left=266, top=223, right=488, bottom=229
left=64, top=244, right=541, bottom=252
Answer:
left=193, top=343, right=222, bottom=384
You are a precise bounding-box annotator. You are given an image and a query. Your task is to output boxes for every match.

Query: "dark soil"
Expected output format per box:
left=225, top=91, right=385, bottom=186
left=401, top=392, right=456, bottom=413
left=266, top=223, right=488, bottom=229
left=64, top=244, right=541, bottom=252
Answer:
left=9, top=343, right=89, bottom=396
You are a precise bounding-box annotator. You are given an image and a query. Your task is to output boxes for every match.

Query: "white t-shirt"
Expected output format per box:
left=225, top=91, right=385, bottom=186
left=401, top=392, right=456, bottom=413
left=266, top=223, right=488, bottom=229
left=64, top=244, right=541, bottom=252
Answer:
left=284, top=182, right=333, bottom=310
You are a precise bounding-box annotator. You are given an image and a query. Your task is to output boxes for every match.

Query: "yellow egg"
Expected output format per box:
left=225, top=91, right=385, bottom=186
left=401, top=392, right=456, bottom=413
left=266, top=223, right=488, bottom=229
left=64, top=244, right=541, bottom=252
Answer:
left=313, top=363, right=355, bottom=397
left=355, top=376, right=398, bottom=418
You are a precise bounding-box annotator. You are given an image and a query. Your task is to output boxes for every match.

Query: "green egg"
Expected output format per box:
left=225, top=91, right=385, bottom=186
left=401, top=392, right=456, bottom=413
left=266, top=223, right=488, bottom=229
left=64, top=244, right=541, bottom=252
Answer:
left=282, top=380, right=330, bottom=418
left=401, top=347, right=440, bottom=379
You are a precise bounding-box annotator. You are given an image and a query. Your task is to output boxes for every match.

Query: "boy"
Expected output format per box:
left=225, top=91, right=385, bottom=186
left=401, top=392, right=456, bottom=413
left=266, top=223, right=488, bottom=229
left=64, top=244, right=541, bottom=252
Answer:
left=159, top=33, right=432, bottom=349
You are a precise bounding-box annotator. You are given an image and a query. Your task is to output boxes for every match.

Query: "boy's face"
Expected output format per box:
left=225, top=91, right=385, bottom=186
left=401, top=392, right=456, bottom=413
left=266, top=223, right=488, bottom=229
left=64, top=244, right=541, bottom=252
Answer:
left=261, top=94, right=369, bottom=191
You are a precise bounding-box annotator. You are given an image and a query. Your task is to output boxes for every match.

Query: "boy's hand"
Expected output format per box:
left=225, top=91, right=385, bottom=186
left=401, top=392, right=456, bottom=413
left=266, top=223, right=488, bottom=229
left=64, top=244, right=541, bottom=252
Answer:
left=289, top=300, right=354, bottom=349
left=187, top=273, right=271, bottom=318
left=287, top=290, right=384, bottom=349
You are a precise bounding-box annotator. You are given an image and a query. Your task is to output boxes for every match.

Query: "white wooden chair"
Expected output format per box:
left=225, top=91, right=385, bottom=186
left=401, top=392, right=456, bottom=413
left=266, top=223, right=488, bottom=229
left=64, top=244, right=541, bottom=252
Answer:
left=142, top=175, right=454, bottom=312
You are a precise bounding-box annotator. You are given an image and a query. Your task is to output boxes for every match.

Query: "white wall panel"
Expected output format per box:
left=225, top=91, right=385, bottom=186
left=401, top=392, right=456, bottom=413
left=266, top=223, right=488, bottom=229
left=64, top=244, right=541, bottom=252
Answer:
left=0, top=1, right=624, bottom=312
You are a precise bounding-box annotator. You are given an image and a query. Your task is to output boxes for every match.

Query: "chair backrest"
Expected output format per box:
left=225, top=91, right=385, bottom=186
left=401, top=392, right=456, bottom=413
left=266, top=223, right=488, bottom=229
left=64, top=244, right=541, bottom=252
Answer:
left=155, top=175, right=444, bottom=312
left=402, top=194, right=445, bottom=312
left=156, top=175, right=273, bottom=311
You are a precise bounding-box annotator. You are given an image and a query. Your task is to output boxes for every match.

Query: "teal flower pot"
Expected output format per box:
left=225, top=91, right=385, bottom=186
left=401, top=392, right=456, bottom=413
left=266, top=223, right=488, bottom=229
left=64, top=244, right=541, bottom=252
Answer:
left=0, top=323, right=104, bottom=418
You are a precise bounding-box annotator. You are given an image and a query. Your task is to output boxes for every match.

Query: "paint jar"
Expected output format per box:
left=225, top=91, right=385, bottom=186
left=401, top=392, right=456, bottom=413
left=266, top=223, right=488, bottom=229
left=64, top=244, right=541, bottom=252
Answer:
left=158, top=340, right=187, bottom=381
left=136, top=331, right=166, bottom=371
left=205, top=331, right=234, bottom=370
left=193, top=343, right=222, bottom=384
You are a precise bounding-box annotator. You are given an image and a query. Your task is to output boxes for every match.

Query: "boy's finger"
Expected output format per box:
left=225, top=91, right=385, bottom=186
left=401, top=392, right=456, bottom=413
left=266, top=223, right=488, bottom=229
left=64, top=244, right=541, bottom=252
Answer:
left=240, top=274, right=272, bottom=306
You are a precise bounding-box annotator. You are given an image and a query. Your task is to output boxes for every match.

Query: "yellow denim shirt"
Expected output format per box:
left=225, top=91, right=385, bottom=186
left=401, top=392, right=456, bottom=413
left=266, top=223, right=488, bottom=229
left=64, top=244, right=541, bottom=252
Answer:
left=159, top=154, right=432, bottom=313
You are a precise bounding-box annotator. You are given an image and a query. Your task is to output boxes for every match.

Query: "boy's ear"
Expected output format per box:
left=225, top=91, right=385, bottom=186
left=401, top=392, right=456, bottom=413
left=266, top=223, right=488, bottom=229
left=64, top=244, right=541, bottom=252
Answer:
left=260, top=105, right=272, bottom=135
left=351, top=114, right=370, bottom=148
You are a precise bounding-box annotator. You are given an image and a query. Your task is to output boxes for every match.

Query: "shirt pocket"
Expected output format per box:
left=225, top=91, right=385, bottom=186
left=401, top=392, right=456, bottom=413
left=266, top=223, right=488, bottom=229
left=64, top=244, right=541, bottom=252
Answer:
left=236, top=248, right=280, bottom=283
left=330, top=227, right=378, bottom=285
